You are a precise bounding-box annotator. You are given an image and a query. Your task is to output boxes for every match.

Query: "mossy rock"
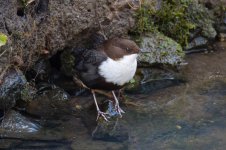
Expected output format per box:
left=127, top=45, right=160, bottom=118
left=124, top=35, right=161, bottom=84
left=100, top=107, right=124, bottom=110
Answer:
left=133, top=0, right=216, bottom=46
left=186, top=1, right=217, bottom=39
left=138, top=32, right=184, bottom=67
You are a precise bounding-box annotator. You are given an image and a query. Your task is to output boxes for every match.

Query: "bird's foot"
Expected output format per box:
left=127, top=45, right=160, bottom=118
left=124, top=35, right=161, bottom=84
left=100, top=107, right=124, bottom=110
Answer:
left=114, top=104, right=125, bottom=118
left=96, top=110, right=110, bottom=121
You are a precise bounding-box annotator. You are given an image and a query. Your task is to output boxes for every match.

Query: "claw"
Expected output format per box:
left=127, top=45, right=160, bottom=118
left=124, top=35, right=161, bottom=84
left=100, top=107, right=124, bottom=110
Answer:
left=92, top=90, right=110, bottom=122
left=112, top=91, right=125, bottom=117
left=116, top=105, right=125, bottom=114
left=115, top=104, right=125, bottom=117
left=96, top=111, right=109, bottom=121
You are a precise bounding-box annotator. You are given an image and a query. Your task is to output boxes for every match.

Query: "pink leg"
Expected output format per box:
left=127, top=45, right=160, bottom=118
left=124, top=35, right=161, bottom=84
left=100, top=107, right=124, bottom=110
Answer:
left=112, top=91, right=125, bottom=117
left=92, top=90, right=109, bottom=121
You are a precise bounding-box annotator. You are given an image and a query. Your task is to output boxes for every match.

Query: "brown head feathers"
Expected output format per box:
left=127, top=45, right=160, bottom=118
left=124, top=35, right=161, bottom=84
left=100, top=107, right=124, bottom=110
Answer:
left=100, top=38, right=140, bottom=60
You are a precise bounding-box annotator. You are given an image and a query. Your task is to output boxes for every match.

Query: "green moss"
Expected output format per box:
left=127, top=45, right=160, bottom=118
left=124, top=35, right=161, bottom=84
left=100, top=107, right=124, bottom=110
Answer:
left=185, top=1, right=216, bottom=38
left=60, top=50, right=75, bottom=76
left=127, top=76, right=140, bottom=88
left=160, top=51, right=168, bottom=57
left=176, top=44, right=185, bottom=57
left=212, top=3, right=226, bottom=22
left=134, top=1, right=157, bottom=34
left=19, top=0, right=30, bottom=7
left=20, top=83, right=35, bottom=102
left=0, top=33, right=7, bottom=47
left=132, top=0, right=214, bottom=46
left=138, top=32, right=184, bottom=66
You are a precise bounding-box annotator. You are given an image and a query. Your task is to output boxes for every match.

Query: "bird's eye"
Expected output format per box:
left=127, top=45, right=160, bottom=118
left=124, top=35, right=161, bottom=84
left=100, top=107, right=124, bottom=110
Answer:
left=126, top=48, right=130, bottom=52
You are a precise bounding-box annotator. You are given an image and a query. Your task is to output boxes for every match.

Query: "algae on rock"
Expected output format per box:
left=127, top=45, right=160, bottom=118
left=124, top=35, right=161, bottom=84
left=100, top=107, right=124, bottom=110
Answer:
left=138, top=32, right=184, bottom=66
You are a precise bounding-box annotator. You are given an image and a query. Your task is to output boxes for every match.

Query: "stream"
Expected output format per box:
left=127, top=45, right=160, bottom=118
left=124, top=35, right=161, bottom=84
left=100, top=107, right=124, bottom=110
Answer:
left=1, top=42, right=226, bottom=150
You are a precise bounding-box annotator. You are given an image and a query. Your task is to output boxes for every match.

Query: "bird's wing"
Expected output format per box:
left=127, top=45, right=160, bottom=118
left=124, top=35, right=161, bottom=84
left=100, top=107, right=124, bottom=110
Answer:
left=75, top=49, right=107, bottom=71
left=73, top=49, right=107, bottom=85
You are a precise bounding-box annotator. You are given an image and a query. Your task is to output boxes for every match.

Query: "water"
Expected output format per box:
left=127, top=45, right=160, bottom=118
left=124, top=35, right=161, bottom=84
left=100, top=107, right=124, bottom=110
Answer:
left=1, top=42, right=226, bottom=149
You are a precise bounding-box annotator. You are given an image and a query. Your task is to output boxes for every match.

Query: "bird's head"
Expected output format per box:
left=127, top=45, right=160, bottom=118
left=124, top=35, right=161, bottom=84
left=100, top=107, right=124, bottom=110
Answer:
left=103, top=38, right=140, bottom=60
left=114, top=38, right=140, bottom=55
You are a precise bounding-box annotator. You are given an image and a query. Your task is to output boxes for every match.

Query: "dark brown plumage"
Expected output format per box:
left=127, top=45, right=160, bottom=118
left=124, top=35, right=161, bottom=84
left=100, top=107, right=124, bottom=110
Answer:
left=73, top=36, right=140, bottom=121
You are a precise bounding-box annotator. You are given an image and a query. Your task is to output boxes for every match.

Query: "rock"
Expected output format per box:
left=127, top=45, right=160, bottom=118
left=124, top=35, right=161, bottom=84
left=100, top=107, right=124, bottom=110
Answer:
left=202, top=24, right=217, bottom=39
left=198, top=0, right=226, bottom=8
left=224, top=17, right=226, bottom=25
left=26, top=59, right=52, bottom=82
left=0, top=0, right=137, bottom=73
left=185, top=36, right=208, bottom=52
left=125, top=68, right=184, bottom=94
left=60, top=49, right=76, bottom=77
left=0, top=69, right=27, bottom=110
left=0, top=110, right=40, bottom=133
left=212, top=10, right=226, bottom=41
left=26, top=86, right=73, bottom=119
left=125, top=74, right=142, bottom=93
left=216, top=24, right=226, bottom=34
left=49, top=70, right=87, bottom=96
left=92, top=119, right=129, bottom=142
left=186, top=1, right=217, bottom=39
left=218, top=33, right=226, bottom=41
left=137, top=32, right=184, bottom=67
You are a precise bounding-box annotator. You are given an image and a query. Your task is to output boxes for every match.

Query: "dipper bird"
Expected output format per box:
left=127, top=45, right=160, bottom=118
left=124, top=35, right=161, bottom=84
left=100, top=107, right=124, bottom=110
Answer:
left=73, top=37, right=140, bottom=121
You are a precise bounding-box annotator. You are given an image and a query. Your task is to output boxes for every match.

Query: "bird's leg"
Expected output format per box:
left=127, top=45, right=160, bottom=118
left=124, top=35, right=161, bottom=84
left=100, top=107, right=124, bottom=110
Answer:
left=112, top=91, right=125, bottom=117
left=73, top=76, right=89, bottom=89
left=93, top=89, right=113, bottom=99
left=92, top=90, right=109, bottom=121
left=73, top=76, right=113, bottom=98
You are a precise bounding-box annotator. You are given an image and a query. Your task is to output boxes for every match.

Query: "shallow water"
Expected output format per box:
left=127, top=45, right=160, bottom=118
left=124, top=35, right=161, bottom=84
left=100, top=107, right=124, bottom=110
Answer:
left=1, top=42, right=226, bottom=150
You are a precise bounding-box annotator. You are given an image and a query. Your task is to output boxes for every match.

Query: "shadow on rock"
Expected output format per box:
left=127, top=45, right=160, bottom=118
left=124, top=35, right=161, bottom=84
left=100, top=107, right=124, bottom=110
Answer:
left=126, top=68, right=185, bottom=94
left=26, top=85, right=74, bottom=119
left=0, top=68, right=35, bottom=118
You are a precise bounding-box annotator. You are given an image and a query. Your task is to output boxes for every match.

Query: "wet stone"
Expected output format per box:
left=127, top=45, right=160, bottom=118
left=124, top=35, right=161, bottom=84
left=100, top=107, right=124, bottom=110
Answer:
left=218, top=33, right=226, bottom=42
left=185, top=36, right=208, bottom=51
left=224, top=18, right=226, bottom=25
left=0, top=69, right=27, bottom=111
left=0, top=110, right=40, bottom=133
left=26, top=86, right=73, bottom=119
left=125, top=68, right=184, bottom=94
left=216, top=24, right=226, bottom=34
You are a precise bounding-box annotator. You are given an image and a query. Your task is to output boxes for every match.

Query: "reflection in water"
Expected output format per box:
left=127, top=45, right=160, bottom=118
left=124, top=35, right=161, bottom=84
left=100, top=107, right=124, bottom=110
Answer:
left=0, top=137, right=71, bottom=150
left=1, top=42, right=226, bottom=149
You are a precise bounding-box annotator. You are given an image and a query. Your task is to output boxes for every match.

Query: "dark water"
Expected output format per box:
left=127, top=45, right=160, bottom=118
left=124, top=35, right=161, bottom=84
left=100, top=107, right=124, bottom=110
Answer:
left=1, top=42, right=226, bottom=150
